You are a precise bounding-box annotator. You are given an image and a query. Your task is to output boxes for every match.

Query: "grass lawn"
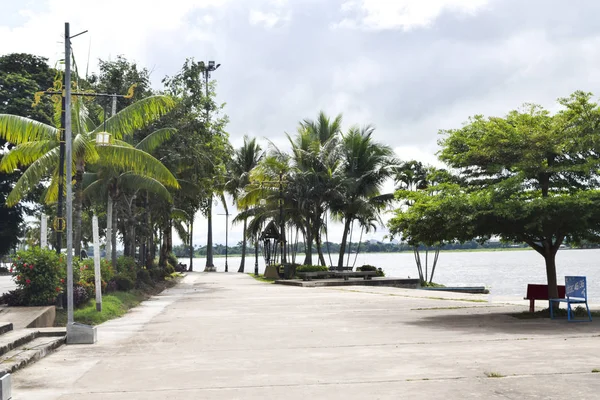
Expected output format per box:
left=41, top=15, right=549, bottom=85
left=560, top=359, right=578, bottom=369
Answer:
left=55, top=274, right=182, bottom=326
left=247, top=273, right=275, bottom=283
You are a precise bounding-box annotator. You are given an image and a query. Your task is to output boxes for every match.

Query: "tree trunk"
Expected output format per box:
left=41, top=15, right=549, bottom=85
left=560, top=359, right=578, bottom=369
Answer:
left=337, top=217, right=352, bottom=269
left=159, top=219, right=171, bottom=268
left=238, top=217, right=247, bottom=273
left=316, top=231, right=326, bottom=267
left=111, top=205, right=118, bottom=267
left=544, top=249, right=559, bottom=305
left=188, top=218, right=194, bottom=272
left=73, top=160, right=84, bottom=258
left=205, top=198, right=215, bottom=271
left=106, top=196, right=112, bottom=262
left=303, top=219, right=313, bottom=266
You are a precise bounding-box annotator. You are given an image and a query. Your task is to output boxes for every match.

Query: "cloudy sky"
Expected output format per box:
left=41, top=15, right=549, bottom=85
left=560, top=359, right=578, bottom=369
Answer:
left=2, top=0, right=600, bottom=250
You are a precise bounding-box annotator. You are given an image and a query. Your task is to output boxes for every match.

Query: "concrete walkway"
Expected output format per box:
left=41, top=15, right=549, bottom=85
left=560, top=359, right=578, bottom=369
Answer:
left=12, top=273, right=600, bottom=399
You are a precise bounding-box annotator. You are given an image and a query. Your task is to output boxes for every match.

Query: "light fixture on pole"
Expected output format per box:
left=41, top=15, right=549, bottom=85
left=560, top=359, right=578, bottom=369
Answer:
left=96, top=132, right=111, bottom=146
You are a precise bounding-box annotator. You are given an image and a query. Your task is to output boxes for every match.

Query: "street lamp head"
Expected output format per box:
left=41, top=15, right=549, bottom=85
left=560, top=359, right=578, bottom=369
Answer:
left=208, top=60, right=215, bottom=69
left=96, top=131, right=111, bottom=146
left=215, top=63, right=221, bottom=70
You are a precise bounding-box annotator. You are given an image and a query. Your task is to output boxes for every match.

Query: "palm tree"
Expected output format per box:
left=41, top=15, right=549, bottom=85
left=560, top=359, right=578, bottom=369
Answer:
left=0, top=94, right=176, bottom=256
left=288, top=112, right=343, bottom=266
left=333, top=125, right=394, bottom=268
left=225, top=136, right=263, bottom=273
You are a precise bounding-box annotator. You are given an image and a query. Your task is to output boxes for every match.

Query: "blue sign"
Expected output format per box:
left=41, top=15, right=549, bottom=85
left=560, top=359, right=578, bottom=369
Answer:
left=565, top=276, right=587, bottom=299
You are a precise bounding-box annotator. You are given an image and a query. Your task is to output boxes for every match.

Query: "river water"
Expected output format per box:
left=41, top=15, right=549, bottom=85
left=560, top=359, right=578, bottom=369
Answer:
left=181, top=248, right=600, bottom=299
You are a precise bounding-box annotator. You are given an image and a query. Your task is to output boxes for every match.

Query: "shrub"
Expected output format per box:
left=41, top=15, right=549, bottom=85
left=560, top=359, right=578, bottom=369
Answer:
left=296, top=265, right=329, bottom=273
left=112, top=274, right=135, bottom=291
left=105, top=280, right=118, bottom=293
left=73, top=284, right=91, bottom=307
left=167, top=253, right=179, bottom=269
left=137, top=269, right=152, bottom=286
left=11, top=247, right=63, bottom=306
left=116, top=256, right=137, bottom=281
left=174, top=262, right=188, bottom=273
left=148, top=268, right=164, bottom=282
left=165, top=263, right=175, bottom=275
left=0, top=289, right=26, bottom=306
left=358, top=265, right=385, bottom=277
left=76, top=258, right=114, bottom=284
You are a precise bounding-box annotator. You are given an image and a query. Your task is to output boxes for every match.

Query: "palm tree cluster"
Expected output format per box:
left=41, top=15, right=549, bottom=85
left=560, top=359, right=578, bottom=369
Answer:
left=0, top=55, right=229, bottom=271
left=229, top=112, right=397, bottom=270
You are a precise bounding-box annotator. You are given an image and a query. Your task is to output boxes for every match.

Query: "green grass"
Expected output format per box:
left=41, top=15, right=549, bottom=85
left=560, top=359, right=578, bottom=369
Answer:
left=592, top=369, right=599, bottom=373
left=420, top=282, right=446, bottom=288
left=485, top=371, right=505, bottom=378
left=247, top=273, right=275, bottom=283
left=55, top=276, right=182, bottom=326
left=55, top=291, right=145, bottom=326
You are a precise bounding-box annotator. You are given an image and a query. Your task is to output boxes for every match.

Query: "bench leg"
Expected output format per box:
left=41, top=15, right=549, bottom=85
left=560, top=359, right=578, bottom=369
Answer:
left=529, top=299, right=535, bottom=313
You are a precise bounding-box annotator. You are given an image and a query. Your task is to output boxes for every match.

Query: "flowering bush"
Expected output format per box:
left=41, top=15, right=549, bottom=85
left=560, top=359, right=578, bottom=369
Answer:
left=77, top=258, right=114, bottom=284
left=10, top=247, right=63, bottom=306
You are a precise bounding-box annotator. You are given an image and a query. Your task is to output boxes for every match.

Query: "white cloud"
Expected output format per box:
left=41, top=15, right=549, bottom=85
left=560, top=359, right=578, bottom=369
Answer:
left=337, top=0, right=490, bottom=30
left=0, top=0, right=229, bottom=74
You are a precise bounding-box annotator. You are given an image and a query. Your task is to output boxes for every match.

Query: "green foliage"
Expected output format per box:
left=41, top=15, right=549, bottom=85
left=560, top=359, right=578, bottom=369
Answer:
left=296, top=265, right=329, bottom=273
left=136, top=269, right=152, bottom=286
left=76, top=257, right=114, bottom=285
left=56, top=291, right=143, bottom=326
left=357, top=265, right=385, bottom=277
left=10, top=247, right=62, bottom=305
left=112, top=274, right=135, bottom=292
left=116, top=256, right=137, bottom=281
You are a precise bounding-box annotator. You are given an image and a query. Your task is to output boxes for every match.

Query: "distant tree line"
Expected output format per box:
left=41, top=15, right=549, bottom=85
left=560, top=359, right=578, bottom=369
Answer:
left=171, top=240, right=533, bottom=258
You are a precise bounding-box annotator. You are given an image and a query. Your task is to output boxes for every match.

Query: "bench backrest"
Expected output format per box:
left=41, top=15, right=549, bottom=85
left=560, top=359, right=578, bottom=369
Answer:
left=526, top=284, right=565, bottom=300
left=565, top=276, right=587, bottom=300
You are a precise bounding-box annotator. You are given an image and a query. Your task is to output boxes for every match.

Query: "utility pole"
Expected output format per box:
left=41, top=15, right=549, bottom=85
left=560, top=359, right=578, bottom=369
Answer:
left=201, top=60, right=220, bottom=272
left=64, top=22, right=74, bottom=326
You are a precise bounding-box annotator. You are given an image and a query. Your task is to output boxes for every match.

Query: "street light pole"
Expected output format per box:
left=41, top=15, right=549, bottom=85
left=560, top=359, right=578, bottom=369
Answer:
left=201, top=60, right=220, bottom=272
left=64, top=22, right=74, bottom=324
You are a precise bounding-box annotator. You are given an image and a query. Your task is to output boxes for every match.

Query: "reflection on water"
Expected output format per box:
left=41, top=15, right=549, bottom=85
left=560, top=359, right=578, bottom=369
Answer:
left=181, top=248, right=600, bottom=298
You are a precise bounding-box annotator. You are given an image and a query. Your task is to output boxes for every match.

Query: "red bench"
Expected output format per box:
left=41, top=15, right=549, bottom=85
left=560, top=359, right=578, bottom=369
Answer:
left=524, top=284, right=566, bottom=312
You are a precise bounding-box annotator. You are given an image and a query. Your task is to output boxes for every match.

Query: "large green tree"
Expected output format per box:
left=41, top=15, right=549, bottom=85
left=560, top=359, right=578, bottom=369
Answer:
left=391, top=91, right=600, bottom=300
left=0, top=53, right=55, bottom=255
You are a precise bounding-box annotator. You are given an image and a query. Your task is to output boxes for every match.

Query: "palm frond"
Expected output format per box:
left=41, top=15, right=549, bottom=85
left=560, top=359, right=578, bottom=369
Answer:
left=6, top=147, right=60, bottom=206
left=171, top=208, right=189, bottom=221
left=94, top=145, right=179, bottom=188
left=173, top=220, right=189, bottom=244
left=119, top=173, right=172, bottom=201
left=0, top=140, right=56, bottom=172
left=136, top=128, right=177, bottom=153
left=0, top=114, right=58, bottom=144
left=92, top=95, right=176, bottom=140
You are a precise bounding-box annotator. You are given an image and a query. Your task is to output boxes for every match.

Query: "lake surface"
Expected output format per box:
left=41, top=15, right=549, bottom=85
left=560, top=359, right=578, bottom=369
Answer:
left=181, top=248, right=600, bottom=299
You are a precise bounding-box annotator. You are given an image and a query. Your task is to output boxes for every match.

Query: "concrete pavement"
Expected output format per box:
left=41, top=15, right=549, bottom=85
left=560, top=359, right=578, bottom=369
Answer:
left=11, top=273, right=600, bottom=399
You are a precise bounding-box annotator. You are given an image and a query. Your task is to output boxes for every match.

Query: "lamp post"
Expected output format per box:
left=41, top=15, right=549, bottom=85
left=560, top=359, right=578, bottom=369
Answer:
left=200, top=60, right=220, bottom=272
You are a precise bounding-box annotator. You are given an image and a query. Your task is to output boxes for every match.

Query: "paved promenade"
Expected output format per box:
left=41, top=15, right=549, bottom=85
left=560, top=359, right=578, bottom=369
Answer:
left=12, top=273, right=600, bottom=399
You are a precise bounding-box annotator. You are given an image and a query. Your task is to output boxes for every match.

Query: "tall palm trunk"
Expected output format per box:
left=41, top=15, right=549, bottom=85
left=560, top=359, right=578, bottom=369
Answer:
left=106, top=196, right=113, bottom=262
left=316, top=231, right=326, bottom=267
left=204, top=197, right=215, bottom=271
left=337, top=216, right=352, bottom=269
left=73, top=160, right=85, bottom=258
left=111, top=205, right=118, bottom=267
left=303, top=217, right=313, bottom=266
left=238, top=217, right=248, bottom=273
